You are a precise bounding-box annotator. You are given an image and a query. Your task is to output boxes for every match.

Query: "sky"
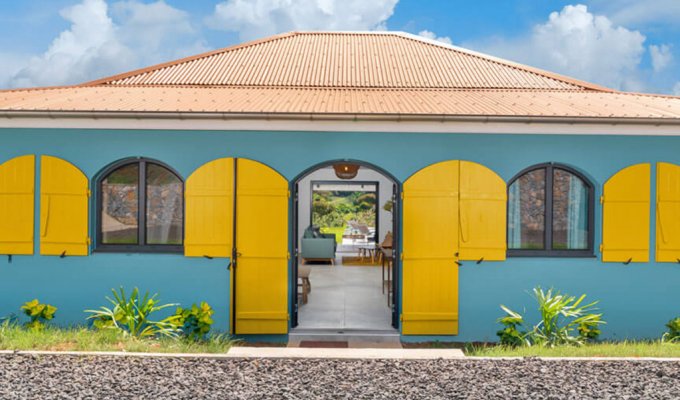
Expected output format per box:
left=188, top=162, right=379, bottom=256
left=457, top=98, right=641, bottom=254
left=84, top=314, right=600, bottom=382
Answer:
left=0, top=0, right=678, bottom=95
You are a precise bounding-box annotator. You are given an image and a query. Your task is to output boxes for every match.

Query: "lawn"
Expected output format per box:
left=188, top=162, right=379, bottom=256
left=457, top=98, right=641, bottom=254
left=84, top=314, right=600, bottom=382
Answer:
left=320, top=226, right=345, bottom=243
left=0, top=324, right=235, bottom=353
left=466, top=341, right=680, bottom=358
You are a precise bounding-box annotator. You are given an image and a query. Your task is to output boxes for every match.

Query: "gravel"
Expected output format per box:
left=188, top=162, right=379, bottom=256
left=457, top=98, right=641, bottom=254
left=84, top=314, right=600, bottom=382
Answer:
left=1, top=354, right=679, bottom=399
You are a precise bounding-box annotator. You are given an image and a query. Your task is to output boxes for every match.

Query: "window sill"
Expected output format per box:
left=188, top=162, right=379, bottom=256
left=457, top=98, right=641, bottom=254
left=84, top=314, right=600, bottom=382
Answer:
left=94, top=245, right=184, bottom=254
left=507, top=250, right=596, bottom=258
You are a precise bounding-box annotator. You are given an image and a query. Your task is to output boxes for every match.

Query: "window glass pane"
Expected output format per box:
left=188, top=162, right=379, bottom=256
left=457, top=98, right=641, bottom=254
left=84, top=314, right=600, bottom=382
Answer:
left=552, top=169, right=589, bottom=250
left=101, top=164, right=139, bottom=244
left=508, top=169, right=545, bottom=250
left=146, top=164, right=183, bottom=245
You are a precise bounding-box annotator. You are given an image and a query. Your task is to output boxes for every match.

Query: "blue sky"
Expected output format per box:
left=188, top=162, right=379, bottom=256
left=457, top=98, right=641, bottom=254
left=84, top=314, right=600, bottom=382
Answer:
left=0, top=0, right=678, bottom=94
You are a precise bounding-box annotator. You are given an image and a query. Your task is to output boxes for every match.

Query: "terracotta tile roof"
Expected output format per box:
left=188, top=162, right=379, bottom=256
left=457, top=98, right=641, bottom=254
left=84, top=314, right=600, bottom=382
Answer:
left=1, top=31, right=679, bottom=121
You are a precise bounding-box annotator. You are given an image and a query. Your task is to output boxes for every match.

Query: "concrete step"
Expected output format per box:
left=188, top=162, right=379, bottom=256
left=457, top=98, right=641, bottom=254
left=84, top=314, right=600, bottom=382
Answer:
left=288, top=329, right=402, bottom=348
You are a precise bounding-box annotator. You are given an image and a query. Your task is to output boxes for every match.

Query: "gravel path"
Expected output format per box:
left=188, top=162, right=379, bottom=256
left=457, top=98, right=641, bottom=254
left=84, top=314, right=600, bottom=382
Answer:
left=1, top=354, right=679, bottom=399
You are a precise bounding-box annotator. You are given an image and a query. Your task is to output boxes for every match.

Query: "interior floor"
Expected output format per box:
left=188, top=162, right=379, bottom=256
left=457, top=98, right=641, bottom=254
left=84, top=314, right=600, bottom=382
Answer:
left=296, top=252, right=393, bottom=331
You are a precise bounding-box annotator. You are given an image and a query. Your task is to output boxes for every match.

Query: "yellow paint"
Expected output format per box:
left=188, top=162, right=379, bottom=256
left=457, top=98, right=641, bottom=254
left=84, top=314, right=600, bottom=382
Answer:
left=459, top=161, right=507, bottom=261
left=40, top=156, right=89, bottom=256
left=402, top=160, right=460, bottom=335
left=234, top=159, right=289, bottom=334
left=184, top=158, right=234, bottom=257
left=601, top=163, right=650, bottom=262
left=0, top=155, right=35, bottom=255
left=656, top=162, right=680, bottom=262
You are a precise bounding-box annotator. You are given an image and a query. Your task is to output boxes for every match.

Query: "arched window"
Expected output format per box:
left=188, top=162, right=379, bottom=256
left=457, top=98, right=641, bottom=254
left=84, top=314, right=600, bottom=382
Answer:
left=507, top=163, right=594, bottom=257
left=96, top=158, right=183, bottom=252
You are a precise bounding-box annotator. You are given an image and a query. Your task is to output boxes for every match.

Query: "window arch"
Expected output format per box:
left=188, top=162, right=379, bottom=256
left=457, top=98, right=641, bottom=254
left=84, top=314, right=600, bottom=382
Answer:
left=96, top=158, right=183, bottom=253
left=507, top=163, right=594, bottom=257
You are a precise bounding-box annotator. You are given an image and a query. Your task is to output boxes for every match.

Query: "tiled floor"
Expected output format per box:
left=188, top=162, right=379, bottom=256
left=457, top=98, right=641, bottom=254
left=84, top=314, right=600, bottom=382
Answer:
left=297, top=254, right=393, bottom=330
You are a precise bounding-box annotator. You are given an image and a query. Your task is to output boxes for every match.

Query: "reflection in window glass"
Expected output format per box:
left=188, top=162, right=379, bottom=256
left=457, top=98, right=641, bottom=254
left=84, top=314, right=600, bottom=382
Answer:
left=508, top=168, right=545, bottom=250
left=146, top=164, right=183, bottom=245
left=552, top=169, right=589, bottom=250
left=101, top=164, right=139, bottom=244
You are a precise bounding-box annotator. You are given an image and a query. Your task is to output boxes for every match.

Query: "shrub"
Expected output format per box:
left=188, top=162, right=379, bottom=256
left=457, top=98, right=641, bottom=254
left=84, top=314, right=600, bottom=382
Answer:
left=20, top=299, right=57, bottom=330
left=663, top=317, right=680, bottom=342
left=497, top=287, right=605, bottom=347
left=173, top=302, right=215, bottom=341
left=85, top=287, right=180, bottom=339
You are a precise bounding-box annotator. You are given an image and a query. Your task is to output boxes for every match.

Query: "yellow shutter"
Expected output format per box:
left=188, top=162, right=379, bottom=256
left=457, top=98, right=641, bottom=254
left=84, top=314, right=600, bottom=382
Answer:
left=184, top=158, right=234, bottom=257
left=656, top=162, right=680, bottom=262
left=0, top=155, right=35, bottom=255
left=458, top=161, right=507, bottom=261
left=601, top=163, right=650, bottom=262
left=402, top=160, right=459, bottom=335
left=40, top=156, right=89, bottom=256
left=234, top=159, right=289, bottom=334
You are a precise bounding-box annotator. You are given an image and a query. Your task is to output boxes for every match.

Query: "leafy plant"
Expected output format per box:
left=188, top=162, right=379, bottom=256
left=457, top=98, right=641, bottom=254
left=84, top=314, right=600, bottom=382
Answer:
left=85, top=287, right=180, bottom=339
left=173, top=302, right=214, bottom=341
left=662, top=317, right=680, bottom=342
left=20, top=299, right=57, bottom=330
left=497, top=287, right=605, bottom=347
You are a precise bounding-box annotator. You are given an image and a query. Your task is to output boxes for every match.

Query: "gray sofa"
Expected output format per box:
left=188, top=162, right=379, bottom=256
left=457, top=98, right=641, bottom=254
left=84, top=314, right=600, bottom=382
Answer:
left=301, top=226, right=336, bottom=264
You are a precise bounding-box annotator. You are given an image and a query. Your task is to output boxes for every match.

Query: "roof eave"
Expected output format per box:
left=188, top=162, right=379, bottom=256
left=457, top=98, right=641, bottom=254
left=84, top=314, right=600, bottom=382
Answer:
left=1, top=110, right=680, bottom=126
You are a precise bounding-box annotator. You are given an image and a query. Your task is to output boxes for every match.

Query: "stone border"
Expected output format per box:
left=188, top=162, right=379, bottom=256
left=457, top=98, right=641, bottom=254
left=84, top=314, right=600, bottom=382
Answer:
left=2, top=349, right=680, bottom=361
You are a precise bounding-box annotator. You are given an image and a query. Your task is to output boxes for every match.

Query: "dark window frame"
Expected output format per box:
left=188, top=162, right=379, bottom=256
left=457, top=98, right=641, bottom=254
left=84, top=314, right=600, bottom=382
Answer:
left=507, top=162, right=595, bottom=258
left=95, top=157, right=184, bottom=254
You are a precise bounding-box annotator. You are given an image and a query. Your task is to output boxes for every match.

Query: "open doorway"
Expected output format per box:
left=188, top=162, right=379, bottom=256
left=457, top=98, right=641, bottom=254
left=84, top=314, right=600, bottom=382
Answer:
left=292, top=161, right=399, bottom=331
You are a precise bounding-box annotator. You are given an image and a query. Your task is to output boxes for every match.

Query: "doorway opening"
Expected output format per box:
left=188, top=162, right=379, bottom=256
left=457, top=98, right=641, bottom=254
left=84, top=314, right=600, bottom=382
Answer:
left=292, top=161, right=399, bottom=331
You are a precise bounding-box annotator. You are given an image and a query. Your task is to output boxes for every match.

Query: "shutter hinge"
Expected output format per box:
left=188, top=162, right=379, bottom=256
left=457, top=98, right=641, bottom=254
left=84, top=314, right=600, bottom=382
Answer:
left=599, top=244, right=603, bottom=253
left=400, top=314, right=403, bottom=321
left=86, top=237, right=91, bottom=245
left=600, top=195, right=604, bottom=204
left=400, top=192, right=404, bottom=200
left=400, top=253, right=404, bottom=261
left=87, top=189, right=91, bottom=198
left=287, top=252, right=291, bottom=260
left=287, top=190, right=291, bottom=199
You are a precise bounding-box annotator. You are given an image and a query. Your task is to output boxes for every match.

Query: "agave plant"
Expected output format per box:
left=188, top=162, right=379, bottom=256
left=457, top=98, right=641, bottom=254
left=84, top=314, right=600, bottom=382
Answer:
left=85, top=287, right=180, bottom=339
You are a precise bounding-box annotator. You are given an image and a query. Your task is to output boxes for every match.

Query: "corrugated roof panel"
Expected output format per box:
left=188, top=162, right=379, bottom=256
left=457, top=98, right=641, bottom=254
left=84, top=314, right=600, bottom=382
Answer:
left=85, top=32, right=596, bottom=90
left=2, top=86, right=680, bottom=119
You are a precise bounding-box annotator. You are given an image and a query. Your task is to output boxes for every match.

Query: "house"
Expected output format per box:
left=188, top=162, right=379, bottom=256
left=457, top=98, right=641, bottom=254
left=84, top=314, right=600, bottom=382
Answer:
left=1, top=31, right=679, bottom=342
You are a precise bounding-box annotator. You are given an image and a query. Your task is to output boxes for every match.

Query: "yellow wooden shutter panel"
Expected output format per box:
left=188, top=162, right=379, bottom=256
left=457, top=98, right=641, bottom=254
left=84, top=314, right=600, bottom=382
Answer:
left=601, top=163, right=650, bottom=262
left=0, top=155, right=35, bottom=255
left=402, top=160, right=459, bottom=335
left=458, top=161, right=507, bottom=261
left=184, top=158, right=234, bottom=257
left=656, top=162, right=680, bottom=262
left=234, top=159, right=289, bottom=334
left=40, top=156, right=89, bottom=256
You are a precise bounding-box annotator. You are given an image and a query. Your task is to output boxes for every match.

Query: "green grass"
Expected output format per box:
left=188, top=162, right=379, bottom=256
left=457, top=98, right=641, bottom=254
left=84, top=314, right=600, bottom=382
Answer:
left=466, top=341, right=680, bottom=358
left=320, top=226, right=346, bottom=243
left=0, top=324, right=236, bottom=353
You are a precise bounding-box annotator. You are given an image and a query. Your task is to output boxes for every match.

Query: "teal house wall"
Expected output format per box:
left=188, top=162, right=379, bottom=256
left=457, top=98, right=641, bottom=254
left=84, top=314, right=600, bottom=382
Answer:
left=0, top=127, right=678, bottom=342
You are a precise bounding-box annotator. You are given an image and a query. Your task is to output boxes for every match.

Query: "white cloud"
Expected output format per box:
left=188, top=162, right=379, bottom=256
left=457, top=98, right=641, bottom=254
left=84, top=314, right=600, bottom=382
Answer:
left=650, top=44, right=673, bottom=72
left=6, top=0, right=206, bottom=88
left=206, top=0, right=398, bottom=41
left=417, top=30, right=452, bottom=45
left=465, top=4, right=646, bottom=91
left=589, top=0, right=680, bottom=28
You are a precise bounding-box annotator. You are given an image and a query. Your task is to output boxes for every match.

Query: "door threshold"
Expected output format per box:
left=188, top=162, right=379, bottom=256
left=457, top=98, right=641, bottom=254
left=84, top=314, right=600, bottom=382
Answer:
left=288, top=328, right=401, bottom=347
